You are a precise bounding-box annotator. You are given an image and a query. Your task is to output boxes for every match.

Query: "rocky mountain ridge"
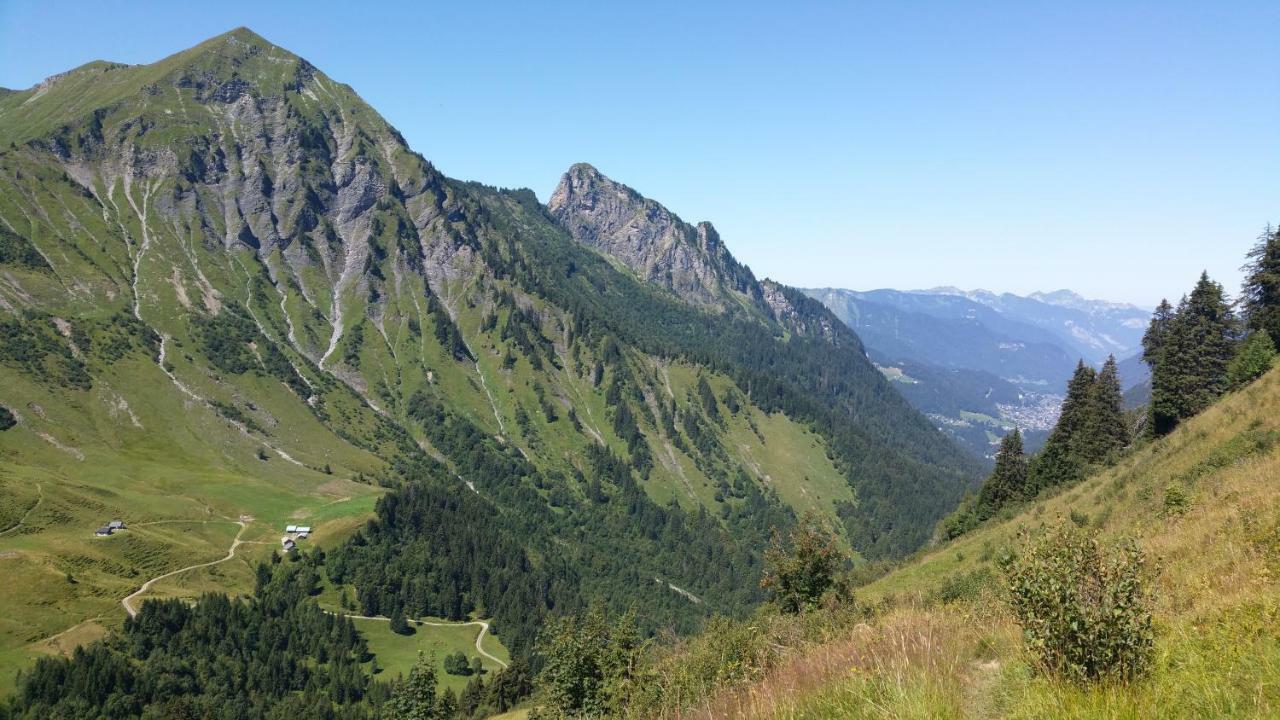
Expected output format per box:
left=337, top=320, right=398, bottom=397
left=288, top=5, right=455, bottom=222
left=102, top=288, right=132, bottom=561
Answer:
left=0, top=27, right=981, bottom=667
left=548, top=162, right=763, bottom=311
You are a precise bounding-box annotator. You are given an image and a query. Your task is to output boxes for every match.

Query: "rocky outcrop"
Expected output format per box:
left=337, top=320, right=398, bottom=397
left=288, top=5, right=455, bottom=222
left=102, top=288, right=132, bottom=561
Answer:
left=547, top=163, right=759, bottom=310
left=760, top=280, right=839, bottom=344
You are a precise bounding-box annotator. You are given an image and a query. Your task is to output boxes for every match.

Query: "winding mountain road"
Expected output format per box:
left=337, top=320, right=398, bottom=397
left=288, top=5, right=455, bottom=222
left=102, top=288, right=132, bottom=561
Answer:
left=121, top=519, right=247, bottom=617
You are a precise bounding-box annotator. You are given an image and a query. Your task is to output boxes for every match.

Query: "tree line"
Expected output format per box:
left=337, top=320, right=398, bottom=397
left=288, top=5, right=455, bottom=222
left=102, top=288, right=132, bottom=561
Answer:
left=2, top=556, right=381, bottom=719
left=945, top=225, right=1279, bottom=537
left=1145, top=226, right=1279, bottom=435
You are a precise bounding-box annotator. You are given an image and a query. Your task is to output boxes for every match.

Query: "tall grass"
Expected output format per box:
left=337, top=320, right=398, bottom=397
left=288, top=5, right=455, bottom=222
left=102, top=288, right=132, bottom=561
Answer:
left=637, top=367, right=1280, bottom=718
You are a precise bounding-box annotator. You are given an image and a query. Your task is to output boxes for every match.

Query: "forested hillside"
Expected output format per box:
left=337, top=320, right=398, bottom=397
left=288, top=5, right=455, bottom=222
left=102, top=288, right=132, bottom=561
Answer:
left=0, top=27, right=981, bottom=706
left=537, top=228, right=1276, bottom=719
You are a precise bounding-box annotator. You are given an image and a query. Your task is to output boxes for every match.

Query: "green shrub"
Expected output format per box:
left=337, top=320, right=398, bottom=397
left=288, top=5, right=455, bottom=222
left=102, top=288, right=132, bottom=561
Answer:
left=761, top=511, right=842, bottom=613
left=999, top=522, right=1154, bottom=684
left=1227, top=330, right=1276, bottom=389
left=935, top=567, right=991, bottom=604
left=1163, top=483, right=1190, bottom=516
left=533, top=606, right=643, bottom=718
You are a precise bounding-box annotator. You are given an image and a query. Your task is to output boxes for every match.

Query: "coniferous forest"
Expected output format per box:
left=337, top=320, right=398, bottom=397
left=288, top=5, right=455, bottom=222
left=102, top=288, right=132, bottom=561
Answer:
left=944, top=226, right=1280, bottom=539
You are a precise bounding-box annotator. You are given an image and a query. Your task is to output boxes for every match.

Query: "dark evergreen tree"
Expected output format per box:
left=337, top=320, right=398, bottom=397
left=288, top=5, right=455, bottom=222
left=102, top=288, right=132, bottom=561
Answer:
left=389, top=608, right=412, bottom=635
left=1059, top=361, right=1099, bottom=458
left=1150, top=273, right=1237, bottom=435
left=1147, top=295, right=1186, bottom=436
left=1141, top=298, right=1175, bottom=368
left=974, top=429, right=1029, bottom=514
left=1080, top=355, right=1127, bottom=461
left=385, top=653, right=442, bottom=720
left=1026, top=361, right=1096, bottom=493
left=1242, top=224, right=1280, bottom=341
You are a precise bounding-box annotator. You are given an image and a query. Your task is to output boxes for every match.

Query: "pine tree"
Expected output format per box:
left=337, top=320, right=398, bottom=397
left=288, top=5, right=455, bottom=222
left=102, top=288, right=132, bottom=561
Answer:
left=1142, top=299, right=1175, bottom=368
left=1149, top=273, right=1238, bottom=435
left=385, top=653, right=442, bottom=720
left=389, top=609, right=411, bottom=636
left=1242, top=224, right=1280, bottom=341
left=1148, top=295, right=1187, bottom=436
left=1080, top=355, right=1127, bottom=461
left=1028, top=361, right=1096, bottom=491
left=975, top=429, right=1028, bottom=514
left=1058, top=360, right=1098, bottom=460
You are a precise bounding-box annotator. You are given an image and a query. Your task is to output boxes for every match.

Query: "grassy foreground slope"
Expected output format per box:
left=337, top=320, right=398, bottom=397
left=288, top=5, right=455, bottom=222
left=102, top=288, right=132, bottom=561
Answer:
left=673, top=364, right=1280, bottom=719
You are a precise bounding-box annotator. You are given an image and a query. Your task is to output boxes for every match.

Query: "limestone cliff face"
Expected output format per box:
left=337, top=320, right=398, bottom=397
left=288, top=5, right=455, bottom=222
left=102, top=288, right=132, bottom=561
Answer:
left=760, top=280, right=839, bottom=344
left=546, top=164, right=855, bottom=347
left=547, top=163, right=760, bottom=310
left=2, top=28, right=481, bottom=369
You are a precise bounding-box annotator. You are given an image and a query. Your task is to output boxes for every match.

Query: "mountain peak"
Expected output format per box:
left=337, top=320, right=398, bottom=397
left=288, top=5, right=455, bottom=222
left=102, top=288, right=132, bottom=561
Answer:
left=548, top=165, right=758, bottom=309
left=188, top=26, right=283, bottom=57
left=549, top=163, right=640, bottom=212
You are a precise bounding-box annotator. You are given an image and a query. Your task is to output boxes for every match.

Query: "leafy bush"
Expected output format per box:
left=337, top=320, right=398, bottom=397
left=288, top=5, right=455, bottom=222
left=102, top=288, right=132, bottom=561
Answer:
left=1227, top=330, right=1276, bottom=389
left=1163, top=483, right=1190, bottom=516
left=999, top=522, right=1154, bottom=683
left=0, top=404, right=15, bottom=431
left=761, top=511, right=843, bottom=613
left=934, top=567, right=992, bottom=604
left=533, top=606, right=643, bottom=719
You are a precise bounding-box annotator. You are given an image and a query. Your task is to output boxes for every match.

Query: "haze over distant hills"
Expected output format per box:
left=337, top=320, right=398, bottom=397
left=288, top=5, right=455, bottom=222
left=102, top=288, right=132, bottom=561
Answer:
left=803, top=286, right=1151, bottom=459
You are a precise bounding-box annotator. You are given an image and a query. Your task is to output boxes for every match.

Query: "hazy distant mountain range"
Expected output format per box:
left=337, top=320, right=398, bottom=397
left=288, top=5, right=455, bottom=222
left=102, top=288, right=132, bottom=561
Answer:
left=802, top=287, right=1152, bottom=458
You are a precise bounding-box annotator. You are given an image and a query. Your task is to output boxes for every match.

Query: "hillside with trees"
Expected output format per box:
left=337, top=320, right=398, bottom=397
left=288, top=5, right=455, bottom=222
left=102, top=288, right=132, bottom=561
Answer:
left=499, top=227, right=1280, bottom=719
left=0, top=26, right=981, bottom=707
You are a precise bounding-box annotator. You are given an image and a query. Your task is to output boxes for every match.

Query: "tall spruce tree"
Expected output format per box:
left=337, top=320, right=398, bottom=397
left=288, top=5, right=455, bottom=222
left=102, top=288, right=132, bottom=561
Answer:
left=385, top=653, right=444, bottom=720
left=1059, top=361, right=1099, bottom=459
left=1148, top=295, right=1187, bottom=436
left=1080, top=355, right=1127, bottom=461
left=1242, top=224, right=1280, bottom=341
left=1029, top=361, right=1096, bottom=492
left=975, top=429, right=1029, bottom=513
left=1142, top=299, right=1175, bottom=368
left=1149, top=273, right=1237, bottom=435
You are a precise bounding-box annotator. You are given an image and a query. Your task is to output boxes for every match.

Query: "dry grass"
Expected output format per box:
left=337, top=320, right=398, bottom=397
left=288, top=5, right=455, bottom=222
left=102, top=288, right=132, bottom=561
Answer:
left=681, top=607, right=1012, bottom=720
left=649, top=367, right=1280, bottom=719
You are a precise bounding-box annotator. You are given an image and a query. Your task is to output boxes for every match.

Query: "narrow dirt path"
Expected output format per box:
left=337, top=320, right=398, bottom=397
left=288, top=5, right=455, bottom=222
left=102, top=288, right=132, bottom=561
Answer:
left=0, top=482, right=42, bottom=537
left=121, top=519, right=247, bottom=618
left=324, top=610, right=508, bottom=668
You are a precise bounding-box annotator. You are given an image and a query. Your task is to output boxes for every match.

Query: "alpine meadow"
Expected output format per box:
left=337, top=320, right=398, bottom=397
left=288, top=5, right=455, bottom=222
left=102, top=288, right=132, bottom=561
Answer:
left=0, top=16, right=1277, bottom=720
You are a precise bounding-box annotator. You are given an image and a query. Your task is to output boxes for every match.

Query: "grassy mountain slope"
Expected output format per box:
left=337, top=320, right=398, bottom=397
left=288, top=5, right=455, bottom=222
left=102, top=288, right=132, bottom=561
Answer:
left=647, top=365, right=1280, bottom=718
left=0, top=26, right=980, bottom=687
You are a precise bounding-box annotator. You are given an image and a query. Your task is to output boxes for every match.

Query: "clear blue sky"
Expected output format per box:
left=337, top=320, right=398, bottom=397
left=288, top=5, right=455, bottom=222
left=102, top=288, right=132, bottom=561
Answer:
left=2, top=1, right=1275, bottom=308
